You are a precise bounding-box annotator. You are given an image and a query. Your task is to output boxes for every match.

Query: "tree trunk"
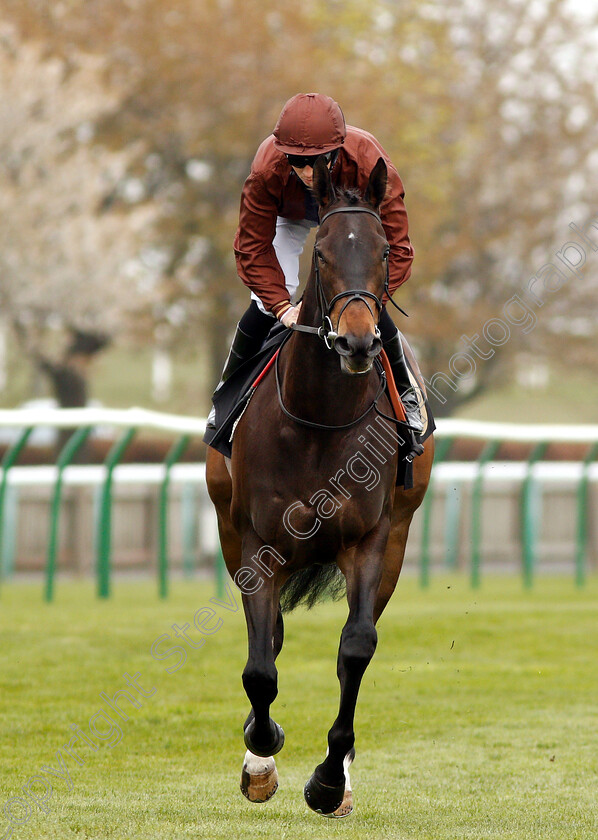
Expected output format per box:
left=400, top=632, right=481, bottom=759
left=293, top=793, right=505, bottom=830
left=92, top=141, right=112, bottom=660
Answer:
left=37, top=329, right=111, bottom=461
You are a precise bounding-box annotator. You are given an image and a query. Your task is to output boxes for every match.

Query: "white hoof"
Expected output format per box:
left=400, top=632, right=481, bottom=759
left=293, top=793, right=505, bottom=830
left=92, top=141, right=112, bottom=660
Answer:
left=240, top=750, right=278, bottom=803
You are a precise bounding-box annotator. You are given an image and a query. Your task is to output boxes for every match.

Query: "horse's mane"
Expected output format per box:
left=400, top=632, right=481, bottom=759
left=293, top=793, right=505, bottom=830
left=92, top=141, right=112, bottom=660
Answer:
left=333, top=187, right=364, bottom=206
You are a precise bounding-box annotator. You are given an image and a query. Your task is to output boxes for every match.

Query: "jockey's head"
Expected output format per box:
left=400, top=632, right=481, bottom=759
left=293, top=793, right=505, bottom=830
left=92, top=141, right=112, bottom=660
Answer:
left=274, top=93, right=346, bottom=189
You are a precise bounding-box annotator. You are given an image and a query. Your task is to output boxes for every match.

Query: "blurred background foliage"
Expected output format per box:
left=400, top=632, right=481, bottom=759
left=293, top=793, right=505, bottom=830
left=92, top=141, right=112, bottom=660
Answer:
left=0, top=0, right=597, bottom=418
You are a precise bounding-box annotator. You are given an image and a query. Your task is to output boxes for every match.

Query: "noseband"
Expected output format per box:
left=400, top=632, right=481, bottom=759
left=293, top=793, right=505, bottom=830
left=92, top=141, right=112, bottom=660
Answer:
left=291, top=206, right=388, bottom=349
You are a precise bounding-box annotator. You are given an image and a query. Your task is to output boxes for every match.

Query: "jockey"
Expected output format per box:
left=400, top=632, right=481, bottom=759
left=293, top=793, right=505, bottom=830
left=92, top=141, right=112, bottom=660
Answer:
left=208, top=92, right=423, bottom=437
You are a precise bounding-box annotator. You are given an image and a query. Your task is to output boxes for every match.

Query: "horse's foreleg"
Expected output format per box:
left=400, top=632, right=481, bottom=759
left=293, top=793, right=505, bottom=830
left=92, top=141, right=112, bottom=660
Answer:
left=240, top=572, right=285, bottom=759
left=243, top=605, right=284, bottom=731
left=240, top=751, right=279, bottom=803
left=239, top=575, right=285, bottom=804
left=304, top=521, right=390, bottom=817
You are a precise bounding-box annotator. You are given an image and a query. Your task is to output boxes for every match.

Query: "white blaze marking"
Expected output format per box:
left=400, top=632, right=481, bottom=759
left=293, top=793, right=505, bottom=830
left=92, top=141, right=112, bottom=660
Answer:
left=348, top=232, right=356, bottom=240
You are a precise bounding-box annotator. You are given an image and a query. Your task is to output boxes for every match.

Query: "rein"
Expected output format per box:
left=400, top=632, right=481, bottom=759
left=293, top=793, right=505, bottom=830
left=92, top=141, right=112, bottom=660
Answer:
left=275, top=339, right=389, bottom=431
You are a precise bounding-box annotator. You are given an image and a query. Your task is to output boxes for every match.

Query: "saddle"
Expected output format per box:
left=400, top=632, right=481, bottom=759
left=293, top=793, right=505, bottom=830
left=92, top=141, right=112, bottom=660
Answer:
left=203, top=324, right=434, bottom=489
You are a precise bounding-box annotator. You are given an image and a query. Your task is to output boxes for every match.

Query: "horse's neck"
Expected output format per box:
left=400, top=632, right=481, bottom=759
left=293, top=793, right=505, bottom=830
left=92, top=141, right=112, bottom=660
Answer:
left=280, top=275, right=374, bottom=427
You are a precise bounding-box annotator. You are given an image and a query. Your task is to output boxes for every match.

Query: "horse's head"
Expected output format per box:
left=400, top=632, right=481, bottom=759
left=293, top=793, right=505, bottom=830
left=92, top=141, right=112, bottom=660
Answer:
left=309, top=156, right=389, bottom=375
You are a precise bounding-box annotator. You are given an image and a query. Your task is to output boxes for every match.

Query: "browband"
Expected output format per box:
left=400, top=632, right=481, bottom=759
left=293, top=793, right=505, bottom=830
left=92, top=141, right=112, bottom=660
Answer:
left=319, top=206, right=382, bottom=225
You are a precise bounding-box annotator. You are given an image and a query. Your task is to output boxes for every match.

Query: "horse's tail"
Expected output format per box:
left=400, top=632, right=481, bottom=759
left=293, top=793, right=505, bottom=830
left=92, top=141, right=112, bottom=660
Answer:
left=279, top=564, right=346, bottom=613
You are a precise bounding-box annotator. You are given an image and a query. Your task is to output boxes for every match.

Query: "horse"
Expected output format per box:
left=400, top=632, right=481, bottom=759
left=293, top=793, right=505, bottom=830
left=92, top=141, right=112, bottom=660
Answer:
left=206, top=155, right=434, bottom=817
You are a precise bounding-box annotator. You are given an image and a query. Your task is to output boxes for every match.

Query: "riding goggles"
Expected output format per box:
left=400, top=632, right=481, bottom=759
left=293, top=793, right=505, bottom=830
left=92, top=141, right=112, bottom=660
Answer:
left=286, top=150, right=334, bottom=169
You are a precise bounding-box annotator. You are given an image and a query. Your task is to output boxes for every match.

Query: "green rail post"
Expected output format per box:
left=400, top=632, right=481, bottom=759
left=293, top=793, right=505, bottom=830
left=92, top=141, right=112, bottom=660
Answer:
left=420, top=436, right=454, bottom=588
left=444, top=481, right=462, bottom=570
left=574, top=440, right=598, bottom=588
left=97, top=428, right=136, bottom=599
left=158, top=434, right=191, bottom=599
left=2, top=486, right=18, bottom=578
left=520, top=441, right=548, bottom=589
left=92, top=483, right=102, bottom=573
left=470, top=439, right=501, bottom=589
left=181, top=483, right=198, bottom=578
left=45, top=426, right=93, bottom=603
left=0, top=427, right=34, bottom=589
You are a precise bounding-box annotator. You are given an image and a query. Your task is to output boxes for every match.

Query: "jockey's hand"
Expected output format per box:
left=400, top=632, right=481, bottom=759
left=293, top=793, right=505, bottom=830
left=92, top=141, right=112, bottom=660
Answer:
left=280, top=304, right=301, bottom=328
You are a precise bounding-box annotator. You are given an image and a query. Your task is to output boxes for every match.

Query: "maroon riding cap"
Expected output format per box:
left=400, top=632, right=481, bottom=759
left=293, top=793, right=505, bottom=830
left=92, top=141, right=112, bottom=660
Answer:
left=273, top=93, right=346, bottom=155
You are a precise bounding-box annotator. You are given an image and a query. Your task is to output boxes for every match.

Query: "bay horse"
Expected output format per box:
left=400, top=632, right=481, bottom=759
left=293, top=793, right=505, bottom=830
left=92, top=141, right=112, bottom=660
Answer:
left=206, top=156, right=433, bottom=817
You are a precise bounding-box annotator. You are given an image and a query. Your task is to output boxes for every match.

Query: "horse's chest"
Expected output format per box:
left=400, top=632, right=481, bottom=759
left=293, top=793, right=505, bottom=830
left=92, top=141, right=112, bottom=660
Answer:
left=245, top=452, right=392, bottom=556
left=236, top=393, right=397, bottom=553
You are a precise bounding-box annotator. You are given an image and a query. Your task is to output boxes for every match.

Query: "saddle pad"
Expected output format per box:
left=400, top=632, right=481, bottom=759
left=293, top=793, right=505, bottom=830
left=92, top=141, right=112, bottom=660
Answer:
left=203, top=325, right=289, bottom=456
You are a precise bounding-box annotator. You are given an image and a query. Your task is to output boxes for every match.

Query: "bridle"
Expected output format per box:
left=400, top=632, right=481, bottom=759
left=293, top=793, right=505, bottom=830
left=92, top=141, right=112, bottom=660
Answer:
left=275, top=204, right=399, bottom=433
left=290, top=205, right=389, bottom=349
left=274, top=201, right=420, bottom=446
left=274, top=199, right=420, bottom=442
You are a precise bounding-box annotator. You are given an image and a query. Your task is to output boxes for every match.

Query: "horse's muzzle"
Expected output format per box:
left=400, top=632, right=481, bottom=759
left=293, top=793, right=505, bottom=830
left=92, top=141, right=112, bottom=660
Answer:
left=335, top=332, right=382, bottom=374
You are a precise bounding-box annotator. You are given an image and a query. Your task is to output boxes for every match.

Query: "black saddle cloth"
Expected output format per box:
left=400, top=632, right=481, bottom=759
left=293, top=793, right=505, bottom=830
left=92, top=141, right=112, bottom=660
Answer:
left=203, top=321, right=289, bottom=455
left=203, top=323, right=435, bottom=490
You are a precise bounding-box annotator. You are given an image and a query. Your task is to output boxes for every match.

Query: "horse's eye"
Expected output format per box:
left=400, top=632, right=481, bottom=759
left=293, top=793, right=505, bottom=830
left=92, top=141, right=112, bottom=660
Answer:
left=315, top=250, right=326, bottom=264
left=383, top=248, right=390, bottom=261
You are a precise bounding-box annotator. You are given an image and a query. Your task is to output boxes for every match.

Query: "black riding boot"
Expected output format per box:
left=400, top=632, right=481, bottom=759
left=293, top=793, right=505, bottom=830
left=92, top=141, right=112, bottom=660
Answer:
left=383, top=331, right=425, bottom=458
left=207, top=303, right=275, bottom=429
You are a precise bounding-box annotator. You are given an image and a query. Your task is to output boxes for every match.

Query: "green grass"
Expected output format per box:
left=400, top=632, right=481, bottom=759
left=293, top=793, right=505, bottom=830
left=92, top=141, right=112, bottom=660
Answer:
left=1, top=575, right=597, bottom=839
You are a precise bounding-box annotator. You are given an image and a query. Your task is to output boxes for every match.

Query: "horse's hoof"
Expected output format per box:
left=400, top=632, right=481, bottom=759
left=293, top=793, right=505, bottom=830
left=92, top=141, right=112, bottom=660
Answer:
left=330, top=788, right=353, bottom=818
left=243, top=719, right=285, bottom=758
left=240, top=751, right=278, bottom=803
left=330, top=747, right=354, bottom=816
left=303, top=774, right=345, bottom=816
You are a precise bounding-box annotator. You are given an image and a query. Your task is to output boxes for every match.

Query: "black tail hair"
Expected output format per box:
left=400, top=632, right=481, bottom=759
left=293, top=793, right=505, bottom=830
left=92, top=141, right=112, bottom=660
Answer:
left=279, top=564, right=346, bottom=613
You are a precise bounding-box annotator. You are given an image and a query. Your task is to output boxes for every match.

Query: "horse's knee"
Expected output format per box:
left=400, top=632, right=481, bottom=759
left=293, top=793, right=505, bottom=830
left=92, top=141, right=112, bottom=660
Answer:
left=242, top=662, right=278, bottom=706
left=339, top=621, right=377, bottom=671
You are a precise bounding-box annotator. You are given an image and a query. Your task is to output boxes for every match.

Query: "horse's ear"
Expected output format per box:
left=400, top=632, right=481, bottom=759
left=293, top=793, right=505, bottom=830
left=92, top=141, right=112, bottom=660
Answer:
left=365, top=157, right=388, bottom=210
left=313, top=155, right=335, bottom=209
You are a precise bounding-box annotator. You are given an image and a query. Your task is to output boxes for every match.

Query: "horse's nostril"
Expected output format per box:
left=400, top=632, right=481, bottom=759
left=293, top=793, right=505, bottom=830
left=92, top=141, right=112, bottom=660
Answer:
left=369, top=337, right=383, bottom=358
left=334, top=335, right=352, bottom=356
left=335, top=333, right=382, bottom=360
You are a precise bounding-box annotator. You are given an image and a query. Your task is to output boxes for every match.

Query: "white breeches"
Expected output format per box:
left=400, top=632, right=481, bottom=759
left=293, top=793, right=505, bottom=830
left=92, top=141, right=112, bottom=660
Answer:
left=250, top=217, right=317, bottom=315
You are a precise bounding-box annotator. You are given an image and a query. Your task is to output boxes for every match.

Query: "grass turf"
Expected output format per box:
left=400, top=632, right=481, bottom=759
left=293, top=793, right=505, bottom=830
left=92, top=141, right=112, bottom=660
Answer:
left=0, top=575, right=597, bottom=839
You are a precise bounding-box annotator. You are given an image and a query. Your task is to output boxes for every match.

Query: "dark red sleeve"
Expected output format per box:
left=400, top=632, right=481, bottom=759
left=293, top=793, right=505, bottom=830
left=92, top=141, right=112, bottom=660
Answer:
left=233, top=172, right=291, bottom=316
left=380, top=164, right=414, bottom=302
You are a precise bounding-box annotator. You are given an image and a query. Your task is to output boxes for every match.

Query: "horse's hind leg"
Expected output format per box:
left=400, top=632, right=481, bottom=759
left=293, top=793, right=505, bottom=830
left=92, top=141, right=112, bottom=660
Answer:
left=374, top=437, right=433, bottom=623
left=374, top=506, right=417, bottom=624
left=240, top=606, right=285, bottom=803
left=304, top=521, right=390, bottom=817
